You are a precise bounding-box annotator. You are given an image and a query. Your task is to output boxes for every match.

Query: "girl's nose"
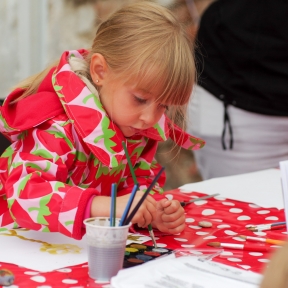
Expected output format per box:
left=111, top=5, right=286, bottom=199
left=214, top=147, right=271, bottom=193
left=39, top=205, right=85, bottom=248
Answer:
left=139, top=105, right=161, bottom=127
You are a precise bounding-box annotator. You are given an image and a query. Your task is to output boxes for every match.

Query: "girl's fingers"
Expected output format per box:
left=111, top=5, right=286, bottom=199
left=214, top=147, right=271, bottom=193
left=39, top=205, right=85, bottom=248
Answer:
left=133, top=210, right=153, bottom=227
left=165, top=222, right=186, bottom=234
left=161, top=213, right=186, bottom=229
left=162, top=200, right=182, bottom=214
left=131, top=198, right=156, bottom=227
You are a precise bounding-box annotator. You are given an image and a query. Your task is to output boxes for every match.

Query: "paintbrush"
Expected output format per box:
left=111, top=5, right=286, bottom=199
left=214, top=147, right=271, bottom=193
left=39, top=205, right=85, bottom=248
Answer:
left=271, top=221, right=286, bottom=226
left=180, top=193, right=220, bottom=207
left=121, top=141, right=138, bottom=185
left=207, top=241, right=271, bottom=252
left=148, top=224, right=158, bottom=248
left=247, top=224, right=286, bottom=232
left=239, top=235, right=286, bottom=246
left=119, top=184, right=139, bottom=226
left=121, top=140, right=158, bottom=248
left=123, top=167, right=165, bottom=226
left=110, top=183, right=117, bottom=227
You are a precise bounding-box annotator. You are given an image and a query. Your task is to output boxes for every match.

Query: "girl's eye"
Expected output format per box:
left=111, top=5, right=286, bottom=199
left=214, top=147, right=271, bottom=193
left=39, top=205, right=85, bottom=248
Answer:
left=134, top=96, right=147, bottom=104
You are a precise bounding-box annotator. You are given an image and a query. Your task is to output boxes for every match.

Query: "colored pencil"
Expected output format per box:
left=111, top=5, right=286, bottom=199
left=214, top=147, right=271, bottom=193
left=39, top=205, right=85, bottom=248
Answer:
left=239, top=235, right=286, bottom=246
left=122, top=141, right=138, bottom=185
left=123, top=167, right=165, bottom=226
left=119, top=184, right=139, bottom=226
left=110, top=183, right=117, bottom=227
left=121, top=141, right=158, bottom=248
left=207, top=242, right=270, bottom=252
left=180, top=193, right=220, bottom=207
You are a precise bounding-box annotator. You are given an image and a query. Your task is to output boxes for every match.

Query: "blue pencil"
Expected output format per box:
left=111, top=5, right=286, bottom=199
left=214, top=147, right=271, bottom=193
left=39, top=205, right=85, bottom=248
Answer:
left=110, top=183, right=117, bottom=227
left=119, top=184, right=139, bottom=226
left=123, top=167, right=165, bottom=226
left=121, top=141, right=161, bottom=247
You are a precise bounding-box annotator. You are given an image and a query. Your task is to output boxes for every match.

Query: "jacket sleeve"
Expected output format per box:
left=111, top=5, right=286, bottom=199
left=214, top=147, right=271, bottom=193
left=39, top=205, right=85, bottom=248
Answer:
left=2, top=118, right=98, bottom=239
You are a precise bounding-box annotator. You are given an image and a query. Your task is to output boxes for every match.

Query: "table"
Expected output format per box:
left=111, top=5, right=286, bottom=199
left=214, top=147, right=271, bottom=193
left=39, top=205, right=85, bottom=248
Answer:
left=1, top=169, right=286, bottom=287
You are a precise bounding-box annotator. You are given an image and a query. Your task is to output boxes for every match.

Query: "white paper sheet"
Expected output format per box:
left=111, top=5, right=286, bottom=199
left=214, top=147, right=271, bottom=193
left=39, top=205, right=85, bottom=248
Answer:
left=0, top=229, right=152, bottom=272
left=0, top=229, right=88, bottom=272
left=179, top=169, right=283, bottom=209
left=111, top=253, right=262, bottom=288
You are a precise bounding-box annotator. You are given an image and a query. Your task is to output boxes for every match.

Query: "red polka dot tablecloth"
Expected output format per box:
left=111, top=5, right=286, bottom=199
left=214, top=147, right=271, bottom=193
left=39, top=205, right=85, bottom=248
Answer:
left=1, top=189, right=286, bottom=288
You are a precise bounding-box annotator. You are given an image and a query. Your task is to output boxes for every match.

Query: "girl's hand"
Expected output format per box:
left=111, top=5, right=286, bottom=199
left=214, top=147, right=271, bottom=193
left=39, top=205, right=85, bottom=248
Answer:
left=116, top=192, right=157, bottom=228
left=152, top=199, right=185, bottom=234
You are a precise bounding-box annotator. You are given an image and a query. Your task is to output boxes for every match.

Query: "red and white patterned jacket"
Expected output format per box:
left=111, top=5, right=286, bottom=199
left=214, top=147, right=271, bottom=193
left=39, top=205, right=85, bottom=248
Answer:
left=0, top=50, right=205, bottom=239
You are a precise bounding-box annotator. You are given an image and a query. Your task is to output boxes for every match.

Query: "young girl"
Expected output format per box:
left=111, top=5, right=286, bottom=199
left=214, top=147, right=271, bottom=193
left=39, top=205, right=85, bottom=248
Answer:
left=0, top=2, right=205, bottom=239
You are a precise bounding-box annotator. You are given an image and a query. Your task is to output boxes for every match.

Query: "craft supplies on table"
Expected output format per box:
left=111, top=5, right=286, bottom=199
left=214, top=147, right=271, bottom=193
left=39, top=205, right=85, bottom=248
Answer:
left=239, top=235, right=286, bottom=246
left=1, top=181, right=286, bottom=287
left=123, top=243, right=172, bottom=268
left=111, top=250, right=262, bottom=288
left=83, top=217, right=131, bottom=281
left=207, top=242, right=272, bottom=252
left=120, top=140, right=158, bottom=247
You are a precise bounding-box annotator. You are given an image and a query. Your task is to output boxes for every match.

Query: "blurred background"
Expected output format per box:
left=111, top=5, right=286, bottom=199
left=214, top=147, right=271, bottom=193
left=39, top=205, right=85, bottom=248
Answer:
left=0, top=0, right=215, bottom=190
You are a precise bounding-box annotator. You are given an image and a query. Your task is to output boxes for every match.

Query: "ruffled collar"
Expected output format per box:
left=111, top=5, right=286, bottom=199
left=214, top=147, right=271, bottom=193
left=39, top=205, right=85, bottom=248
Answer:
left=52, top=49, right=205, bottom=168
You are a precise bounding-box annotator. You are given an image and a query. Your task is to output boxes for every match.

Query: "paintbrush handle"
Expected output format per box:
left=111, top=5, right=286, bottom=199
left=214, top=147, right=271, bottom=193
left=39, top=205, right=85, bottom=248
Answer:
left=110, top=183, right=117, bottom=227
left=247, top=224, right=286, bottom=232
left=180, top=193, right=220, bottom=207
left=119, top=184, right=139, bottom=226
left=265, top=224, right=286, bottom=231
left=243, top=244, right=270, bottom=252
left=221, top=243, right=270, bottom=252
left=271, top=221, right=286, bottom=226
left=266, top=239, right=286, bottom=245
left=124, top=167, right=165, bottom=225
left=244, top=235, right=286, bottom=246
left=148, top=224, right=157, bottom=248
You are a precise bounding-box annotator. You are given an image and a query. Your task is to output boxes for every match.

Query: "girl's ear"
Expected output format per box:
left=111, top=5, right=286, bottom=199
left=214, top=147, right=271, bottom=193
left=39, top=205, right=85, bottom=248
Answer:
left=90, top=53, right=108, bottom=86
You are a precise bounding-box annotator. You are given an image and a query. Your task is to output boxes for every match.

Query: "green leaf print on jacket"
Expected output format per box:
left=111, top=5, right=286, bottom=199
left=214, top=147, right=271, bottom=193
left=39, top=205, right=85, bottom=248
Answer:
left=25, top=162, right=51, bottom=173
left=94, top=117, right=117, bottom=153
left=1, top=146, right=14, bottom=167
left=17, top=174, right=32, bottom=197
left=0, top=113, right=15, bottom=132
left=76, top=151, right=87, bottom=162
left=138, top=160, right=150, bottom=171
left=109, top=162, right=125, bottom=177
left=17, top=130, right=28, bottom=140
left=83, top=93, right=102, bottom=109
left=95, top=163, right=109, bottom=179
left=28, top=194, right=52, bottom=225
left=153, top=123, right=165, bottom=140
left=131, top=146, right=145, bottom=158
left=47, top=130, right=74, bottom=149
left=31, top=149, right=53, bottom=160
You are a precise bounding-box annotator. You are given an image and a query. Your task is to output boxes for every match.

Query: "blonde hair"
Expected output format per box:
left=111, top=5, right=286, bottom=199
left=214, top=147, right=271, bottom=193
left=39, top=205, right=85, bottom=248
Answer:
left=14, top=1, right=196, bottom=128
left=87, top=1, right=196, bottom=127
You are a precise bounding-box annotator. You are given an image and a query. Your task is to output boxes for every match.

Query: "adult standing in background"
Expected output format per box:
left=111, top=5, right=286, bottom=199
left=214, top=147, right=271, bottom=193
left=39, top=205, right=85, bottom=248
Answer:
left=187, top=0, right=288, bottom=180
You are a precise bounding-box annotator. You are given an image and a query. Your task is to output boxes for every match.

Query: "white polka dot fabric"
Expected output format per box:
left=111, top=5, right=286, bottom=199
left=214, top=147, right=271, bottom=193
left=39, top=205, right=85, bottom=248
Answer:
left=1, top=189, right=286, bottom=287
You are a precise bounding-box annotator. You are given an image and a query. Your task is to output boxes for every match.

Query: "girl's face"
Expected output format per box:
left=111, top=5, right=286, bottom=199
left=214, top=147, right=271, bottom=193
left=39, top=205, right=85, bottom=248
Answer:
left=99, top=72, right=168, bottom=138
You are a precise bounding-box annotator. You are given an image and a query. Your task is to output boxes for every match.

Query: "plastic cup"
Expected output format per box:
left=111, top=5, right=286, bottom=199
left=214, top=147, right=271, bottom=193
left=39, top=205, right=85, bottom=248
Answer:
left=83, top=217, right=131, bottom=282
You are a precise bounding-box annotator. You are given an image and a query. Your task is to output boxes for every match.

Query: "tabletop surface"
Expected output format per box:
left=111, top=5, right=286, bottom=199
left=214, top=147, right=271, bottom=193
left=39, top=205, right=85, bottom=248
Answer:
left=1, top=169, right=286, bottom=287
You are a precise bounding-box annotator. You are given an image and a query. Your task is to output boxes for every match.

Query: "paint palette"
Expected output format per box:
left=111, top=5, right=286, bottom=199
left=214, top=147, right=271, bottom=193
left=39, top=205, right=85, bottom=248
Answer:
left=123, top=243, right=173, bottom=268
